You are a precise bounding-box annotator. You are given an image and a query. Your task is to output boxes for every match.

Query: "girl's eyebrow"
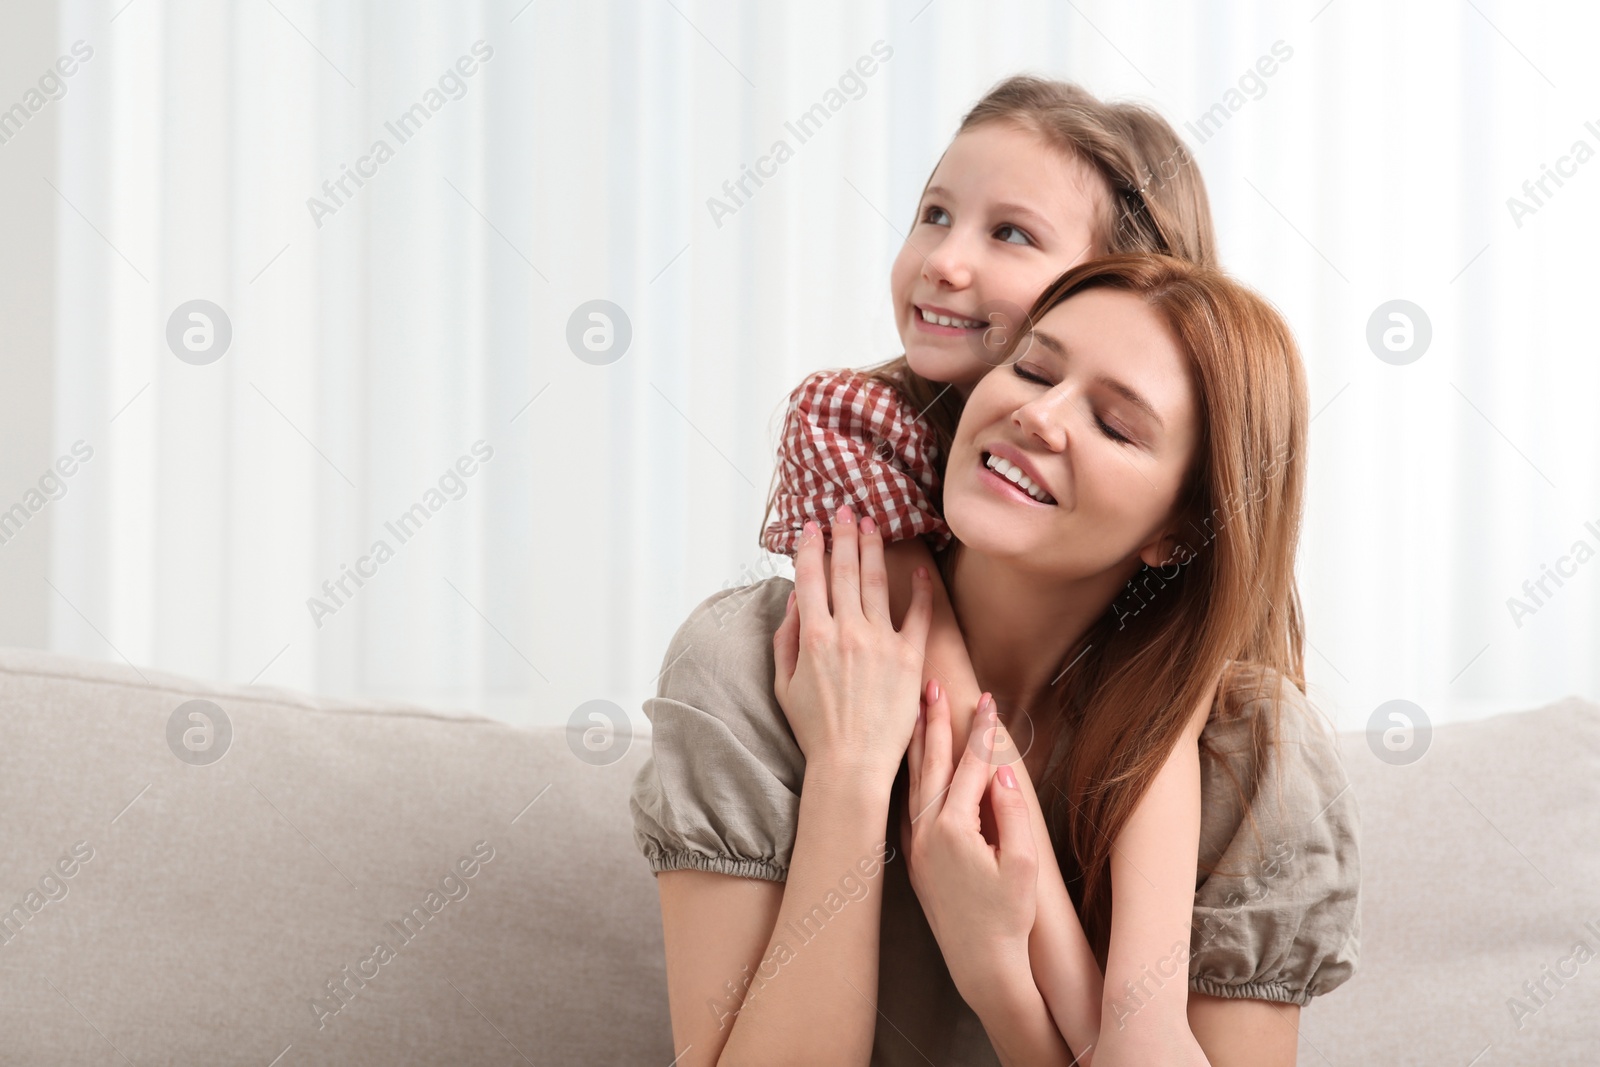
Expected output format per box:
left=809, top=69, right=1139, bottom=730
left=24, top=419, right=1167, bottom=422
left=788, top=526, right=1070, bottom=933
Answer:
left=1030, top=329, right=1166, bottom=431
left=922, top=184, right=1057, bottom=237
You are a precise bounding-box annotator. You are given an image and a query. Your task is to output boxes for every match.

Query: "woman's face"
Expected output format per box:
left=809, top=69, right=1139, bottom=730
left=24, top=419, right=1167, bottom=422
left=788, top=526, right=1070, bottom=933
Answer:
left=889, top=122, right=1109, bottom=392
left=943, top=287, right=1202, bottom=580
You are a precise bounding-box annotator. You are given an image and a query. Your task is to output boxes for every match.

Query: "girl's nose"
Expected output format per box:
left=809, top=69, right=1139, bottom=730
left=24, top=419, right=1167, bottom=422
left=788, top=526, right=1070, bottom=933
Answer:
left=921, top=233, right=974, bottom=289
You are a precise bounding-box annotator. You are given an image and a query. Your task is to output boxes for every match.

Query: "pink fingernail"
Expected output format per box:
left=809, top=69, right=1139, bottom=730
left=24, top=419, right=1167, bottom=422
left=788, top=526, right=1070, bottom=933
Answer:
left=838, top=504, right=854, bottom=525
left=997, top=764, right=1018, bottom=789
left=926, top=678, right=940, bottom=703
left=860, top=515, right=877, bottom=534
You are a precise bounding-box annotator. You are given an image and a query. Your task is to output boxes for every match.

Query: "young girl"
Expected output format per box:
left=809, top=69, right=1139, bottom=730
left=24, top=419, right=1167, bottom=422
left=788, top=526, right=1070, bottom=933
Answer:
left=759, top=75, right=1221, bottom=1057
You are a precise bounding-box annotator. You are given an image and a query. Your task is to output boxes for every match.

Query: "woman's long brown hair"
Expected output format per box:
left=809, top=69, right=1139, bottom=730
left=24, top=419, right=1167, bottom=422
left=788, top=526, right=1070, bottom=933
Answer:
left=949, top=253, right=1311, bottom=967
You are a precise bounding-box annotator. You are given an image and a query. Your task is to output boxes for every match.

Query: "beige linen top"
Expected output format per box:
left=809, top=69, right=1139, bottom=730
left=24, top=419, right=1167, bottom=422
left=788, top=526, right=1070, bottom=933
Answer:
left=630, top=577, right=1361, bottom=1065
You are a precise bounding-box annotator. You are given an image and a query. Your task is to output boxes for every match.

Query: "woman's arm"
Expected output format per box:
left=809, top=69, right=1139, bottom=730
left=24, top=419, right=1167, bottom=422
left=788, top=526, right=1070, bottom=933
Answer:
left=656, top=510, right=931, bottom=1066
left=657, top=769, right=895, bottom=1067
left=901, top=684, right=1081, bottom=1067
left=1188, top=995, right=1301, bottom=1065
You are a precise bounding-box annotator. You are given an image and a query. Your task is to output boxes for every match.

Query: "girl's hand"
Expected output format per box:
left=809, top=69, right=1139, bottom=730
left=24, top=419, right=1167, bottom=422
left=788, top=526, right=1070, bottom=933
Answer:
left=771, top=506, right=934, bottom=785
left=901, top=680, right=1039, bottom=1013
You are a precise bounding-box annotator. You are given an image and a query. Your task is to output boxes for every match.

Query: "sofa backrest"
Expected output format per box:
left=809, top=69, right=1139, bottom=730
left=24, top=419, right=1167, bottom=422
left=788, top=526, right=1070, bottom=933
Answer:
left=3, top=646, right=1598, bottom=1064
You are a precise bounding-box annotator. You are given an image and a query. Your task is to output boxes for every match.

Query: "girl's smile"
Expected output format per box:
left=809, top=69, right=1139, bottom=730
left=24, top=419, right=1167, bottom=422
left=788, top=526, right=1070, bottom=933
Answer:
left=891, top=121, right=1109, bottom=392
left=913, top=303, right=987, bottom=334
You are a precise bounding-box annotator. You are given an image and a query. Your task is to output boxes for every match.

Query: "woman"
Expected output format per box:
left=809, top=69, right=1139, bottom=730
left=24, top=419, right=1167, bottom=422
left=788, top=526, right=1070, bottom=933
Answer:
left=630, top=255, right=1360, bottom=1065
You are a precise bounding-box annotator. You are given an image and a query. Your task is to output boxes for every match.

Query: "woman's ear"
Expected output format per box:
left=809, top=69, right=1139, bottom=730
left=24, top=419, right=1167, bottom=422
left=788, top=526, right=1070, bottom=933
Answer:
left=1137, top=531, right=1190, bottom=571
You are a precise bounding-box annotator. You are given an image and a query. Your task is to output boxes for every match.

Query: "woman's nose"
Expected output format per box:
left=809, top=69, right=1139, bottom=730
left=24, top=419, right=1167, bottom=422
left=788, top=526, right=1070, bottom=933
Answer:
left=1013, top=392, right=1070, bottom=451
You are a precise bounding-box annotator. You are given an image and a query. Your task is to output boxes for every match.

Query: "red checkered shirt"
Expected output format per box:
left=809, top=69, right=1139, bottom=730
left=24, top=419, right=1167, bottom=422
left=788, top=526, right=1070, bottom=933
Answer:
left=762, top=369, right=953, bottom=555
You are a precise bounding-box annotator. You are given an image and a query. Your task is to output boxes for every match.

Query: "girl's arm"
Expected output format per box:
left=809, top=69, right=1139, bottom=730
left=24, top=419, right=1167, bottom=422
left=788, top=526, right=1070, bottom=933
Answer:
left=882, top=537, right=982, bottom=747
left=1092, top=697, right=1215, bottom=1065
left=1007, top=689, right=1215, bottom=1065
left=1013, top=765, right=1107, bottom=1060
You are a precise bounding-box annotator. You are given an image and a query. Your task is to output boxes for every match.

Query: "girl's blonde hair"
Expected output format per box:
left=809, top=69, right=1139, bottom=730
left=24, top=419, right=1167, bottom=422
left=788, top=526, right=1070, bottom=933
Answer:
left=866, top=74, right=1217, bottom=477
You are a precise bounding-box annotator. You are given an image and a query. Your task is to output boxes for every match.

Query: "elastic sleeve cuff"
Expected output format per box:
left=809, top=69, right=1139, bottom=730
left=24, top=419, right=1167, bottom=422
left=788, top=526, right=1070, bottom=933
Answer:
left=645, top=849, right=787, bottom=883
left=1188, top=975, right=1312, bottom=1007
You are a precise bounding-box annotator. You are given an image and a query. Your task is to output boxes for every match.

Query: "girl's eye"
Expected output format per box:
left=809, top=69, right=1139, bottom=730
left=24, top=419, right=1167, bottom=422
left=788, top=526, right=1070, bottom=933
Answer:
left=1012, top=363, right=1049, bottom=385
left=922, top=205, right=951, bottom=226
left=994, top=223, right=1034, bottom=246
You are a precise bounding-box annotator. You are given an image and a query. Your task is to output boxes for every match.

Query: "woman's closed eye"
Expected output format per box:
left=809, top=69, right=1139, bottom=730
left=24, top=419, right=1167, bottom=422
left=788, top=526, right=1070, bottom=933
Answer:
left=1011, top=363, right=1135, bottom=445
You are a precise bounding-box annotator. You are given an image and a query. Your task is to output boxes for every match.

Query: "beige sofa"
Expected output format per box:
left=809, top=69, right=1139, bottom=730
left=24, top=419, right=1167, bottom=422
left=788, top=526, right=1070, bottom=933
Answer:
left=2, top=646, right=1596, bottom=1065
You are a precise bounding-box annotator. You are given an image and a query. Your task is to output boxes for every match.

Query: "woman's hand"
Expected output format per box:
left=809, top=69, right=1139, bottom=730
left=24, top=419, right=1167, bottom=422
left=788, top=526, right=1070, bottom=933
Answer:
left=772, top=506, right=934, bottom=786
left=1092, top=1024, right=1214, bottom=1067
left=900, top=679, right=1039, bottom=1015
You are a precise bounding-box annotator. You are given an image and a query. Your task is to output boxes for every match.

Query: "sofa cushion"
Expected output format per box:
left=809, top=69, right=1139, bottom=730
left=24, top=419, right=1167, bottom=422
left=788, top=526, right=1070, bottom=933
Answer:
left=1308, top=695, right=1600, bottom=1063
left=0, top=647, right=672, bottom=1065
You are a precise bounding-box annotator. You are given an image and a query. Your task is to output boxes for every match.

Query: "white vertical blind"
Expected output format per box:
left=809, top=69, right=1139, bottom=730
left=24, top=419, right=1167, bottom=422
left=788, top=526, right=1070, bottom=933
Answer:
left=47, top=0, right=1600, bottom=731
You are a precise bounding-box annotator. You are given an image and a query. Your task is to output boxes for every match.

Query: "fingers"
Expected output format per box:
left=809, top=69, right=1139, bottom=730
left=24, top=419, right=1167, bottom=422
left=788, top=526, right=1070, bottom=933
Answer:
left=792, top=520, right=831, bottom=624
left=857, top=514, right=891, bottom=624
left=772, top=587, right=799, bottom=686
left=946, top=693, right=1002, bottom=816
left=908, top=686, right=926, bottom=795
left=898, top=563, right=935, bottom=651
left=988, top=760, right=1039, bottom=876
left=912, top=678, right=954, bottom=827
left=829, top=505, right=862, bottom=622
left=905, top=697, right=926, bottom=830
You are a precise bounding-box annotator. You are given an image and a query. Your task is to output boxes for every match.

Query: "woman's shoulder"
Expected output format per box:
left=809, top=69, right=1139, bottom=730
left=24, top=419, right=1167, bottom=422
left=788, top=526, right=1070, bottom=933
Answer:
left=1205, top=662, right=1339, bottom=753
left=631, top=575, right=803, bottom=882
left=646, top=576, right=797, bottom=738
left=1198, top=662, right=1351, bottom=839
left=658, top=576, right=794, bottom=679
left=1189, top=660, right=1361, bottom=1005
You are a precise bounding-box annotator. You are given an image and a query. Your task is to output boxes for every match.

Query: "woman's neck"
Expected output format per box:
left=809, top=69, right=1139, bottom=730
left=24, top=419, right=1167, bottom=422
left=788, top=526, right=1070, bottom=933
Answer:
left=946, top=548, right=1130, bottom=718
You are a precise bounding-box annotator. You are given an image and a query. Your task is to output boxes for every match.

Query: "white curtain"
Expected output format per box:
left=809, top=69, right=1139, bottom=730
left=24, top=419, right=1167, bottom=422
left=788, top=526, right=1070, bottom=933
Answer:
left=50, top=0, right=1600, bottom=731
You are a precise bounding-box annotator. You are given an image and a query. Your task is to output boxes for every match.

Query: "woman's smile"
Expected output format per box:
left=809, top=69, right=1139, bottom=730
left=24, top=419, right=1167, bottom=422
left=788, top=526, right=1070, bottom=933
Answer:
left=979, top=450, right=1056, bottom=505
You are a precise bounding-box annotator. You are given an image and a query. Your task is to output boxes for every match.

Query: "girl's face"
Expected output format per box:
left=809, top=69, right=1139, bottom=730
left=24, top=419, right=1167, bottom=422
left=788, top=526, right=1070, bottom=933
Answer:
left=942, top=287, right=1201, bottom=581
left=890, top=122, right=1111, bottom=394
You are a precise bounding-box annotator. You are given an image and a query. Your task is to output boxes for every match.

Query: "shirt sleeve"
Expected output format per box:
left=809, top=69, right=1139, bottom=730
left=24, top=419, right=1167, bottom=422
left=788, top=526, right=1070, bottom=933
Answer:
left=761, top=369, right=952, bottom=555
left=1186, top=667, right=1362, bottom=1006
left=628, top=577, right=805, bottom=883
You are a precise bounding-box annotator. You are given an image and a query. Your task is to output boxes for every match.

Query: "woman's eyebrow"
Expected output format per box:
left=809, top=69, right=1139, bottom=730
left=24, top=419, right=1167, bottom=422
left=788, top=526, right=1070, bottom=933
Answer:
left=1030, top=329, right=1166, bottom=431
